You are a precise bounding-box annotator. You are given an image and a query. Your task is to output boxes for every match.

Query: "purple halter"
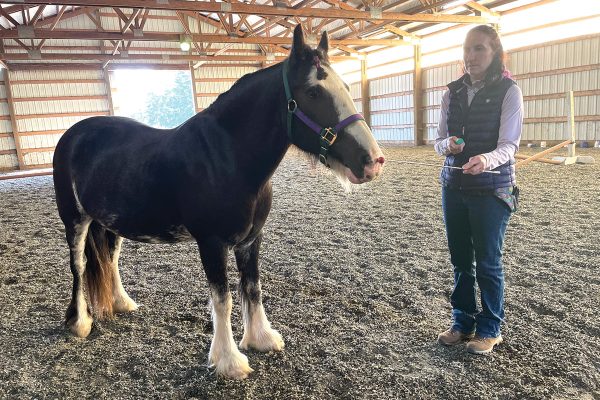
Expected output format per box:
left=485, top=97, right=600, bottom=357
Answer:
left=282, top=57, right=365, bottom=166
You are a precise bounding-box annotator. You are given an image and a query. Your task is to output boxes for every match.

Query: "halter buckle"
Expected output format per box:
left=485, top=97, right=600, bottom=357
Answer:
left=321, top=127, right=337, bottom=145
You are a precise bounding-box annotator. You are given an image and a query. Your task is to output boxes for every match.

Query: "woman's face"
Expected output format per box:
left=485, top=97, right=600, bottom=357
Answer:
left=463, top=30, right=495, bottom=81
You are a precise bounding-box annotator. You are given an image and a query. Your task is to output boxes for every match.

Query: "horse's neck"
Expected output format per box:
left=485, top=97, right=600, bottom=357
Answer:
left=205, top=65, right=289, bottom=187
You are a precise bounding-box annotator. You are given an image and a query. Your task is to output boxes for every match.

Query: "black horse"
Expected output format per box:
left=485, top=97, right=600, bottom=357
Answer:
left=53, top=25, right=384, bottom=379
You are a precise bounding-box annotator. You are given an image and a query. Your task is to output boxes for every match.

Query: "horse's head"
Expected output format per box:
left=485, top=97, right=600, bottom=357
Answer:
left=284, top=25, right=384, bottom=185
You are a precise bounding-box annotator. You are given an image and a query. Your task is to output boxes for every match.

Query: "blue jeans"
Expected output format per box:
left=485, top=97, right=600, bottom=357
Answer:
left=442, top=187, right=511, bottom=338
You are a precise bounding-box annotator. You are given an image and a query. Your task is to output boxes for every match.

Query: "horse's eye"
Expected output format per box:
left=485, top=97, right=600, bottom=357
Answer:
left=306, top=86, right=321, bottom=99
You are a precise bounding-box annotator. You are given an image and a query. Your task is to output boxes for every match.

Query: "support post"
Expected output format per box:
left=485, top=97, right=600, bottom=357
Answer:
left=566, top=90, right=576, bottom=157
left=413, top=43, right=423, bottom=146
left=360, top=58, right=370, bottom=128
left=103, top=67, right=115, bottom=116
left=4, top=69, right=25, bottom=170
left=189, top=62, right=200, bottom=113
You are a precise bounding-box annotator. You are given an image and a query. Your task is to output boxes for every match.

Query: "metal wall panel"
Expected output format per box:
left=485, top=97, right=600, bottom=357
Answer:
left=5, top=69, right=109, bottom=170
left=512, top=35, right=600, bottom=142
left=0, top=154, right=18, bottom=170
left=369, top=72, right=414, bottom=142
left=422, top=63, right=462, bottom=142
left=0, top=136, right=15, bottom=151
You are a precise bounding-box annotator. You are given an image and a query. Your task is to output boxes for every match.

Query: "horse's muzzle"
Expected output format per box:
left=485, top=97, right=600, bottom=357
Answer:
left=346, top=154, right=384, bottom=183
left=364, top=155, right=384, bottom=181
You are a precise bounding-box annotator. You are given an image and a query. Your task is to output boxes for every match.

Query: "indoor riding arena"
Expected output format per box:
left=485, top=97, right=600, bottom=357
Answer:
left=0, top=1, right=599, bottom=399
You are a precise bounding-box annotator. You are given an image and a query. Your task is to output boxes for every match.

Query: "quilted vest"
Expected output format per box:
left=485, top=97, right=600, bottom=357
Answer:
left=440, top=74, right=516, bottom=191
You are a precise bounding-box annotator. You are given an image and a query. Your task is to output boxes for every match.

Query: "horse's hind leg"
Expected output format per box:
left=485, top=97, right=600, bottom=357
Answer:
left=198, top=237, right=253, bottom=379
left=235, top=233, right=284, bottom=352
left=106, top=233, right=138, bottom=313
left=64, top=217, right=94, bottom=338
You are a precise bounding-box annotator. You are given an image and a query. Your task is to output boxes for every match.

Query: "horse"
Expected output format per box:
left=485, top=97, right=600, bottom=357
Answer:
left=52, top=24, right=384, bottom=379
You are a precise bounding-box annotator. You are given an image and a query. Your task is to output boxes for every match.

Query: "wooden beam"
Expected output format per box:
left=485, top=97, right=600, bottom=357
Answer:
left=103, top=68, right=115, bottom=116
left=29, top=5, right=47, bottom=26
left=3, top=69, right=25, bottom=169
left=465, top=1, right=499, bottom=16
left=360, top=58, right=371, bottom=127
left=413, top=43, right=423, bottom=146
left=515, top=140, right=573, bottom=168
left=189, top=62, right=200, bottom=113
left=0, top=52, right=309, bottom=62
left=0, top=7, right=21, bottom=28
left=10, top=0, right=495, bottom=23
left=0, top=29, right=411, bottom=46
left=15, top=111, right=110, bottom=120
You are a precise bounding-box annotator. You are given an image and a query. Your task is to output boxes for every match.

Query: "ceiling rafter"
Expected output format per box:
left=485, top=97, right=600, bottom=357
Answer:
left=0, top=0, right=522, bottom=69
left=2, top=0, right=495, bottom=24
left=0, top=29, right=410, bottom=46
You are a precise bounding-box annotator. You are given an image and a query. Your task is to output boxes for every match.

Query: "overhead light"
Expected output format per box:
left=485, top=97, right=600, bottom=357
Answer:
left=179, top=34, right=191, bottom=52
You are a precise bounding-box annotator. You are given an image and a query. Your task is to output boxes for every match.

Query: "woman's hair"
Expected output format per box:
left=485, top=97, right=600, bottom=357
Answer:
left=465, top=25, right=510, bottom=82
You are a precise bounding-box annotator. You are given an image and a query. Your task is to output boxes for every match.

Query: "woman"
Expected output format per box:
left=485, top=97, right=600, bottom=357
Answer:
left=434, top=25, right=523, bottom=354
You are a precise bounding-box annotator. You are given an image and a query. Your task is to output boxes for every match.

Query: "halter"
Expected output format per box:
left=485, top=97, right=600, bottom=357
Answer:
left=282, top=57, right=365, bottom=166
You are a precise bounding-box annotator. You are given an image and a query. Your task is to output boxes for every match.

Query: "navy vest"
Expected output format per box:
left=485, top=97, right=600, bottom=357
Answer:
left=440, top=74, right=517, bottom=191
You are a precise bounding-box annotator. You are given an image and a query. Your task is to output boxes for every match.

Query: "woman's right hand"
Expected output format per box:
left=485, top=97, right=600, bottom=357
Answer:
left=448, top=136, right=465, bottom=154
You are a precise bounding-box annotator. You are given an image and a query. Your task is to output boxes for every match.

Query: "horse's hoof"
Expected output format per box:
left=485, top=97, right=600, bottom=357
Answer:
left=210, top=350, right=254, bottom=379
left=66, top=314, right=93, bottom=338
left=113, top=296, right=139, bottom=313
left=240, top=328, right=285, bottom=352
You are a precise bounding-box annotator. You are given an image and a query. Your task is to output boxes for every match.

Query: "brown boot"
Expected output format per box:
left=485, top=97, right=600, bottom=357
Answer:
left=437, top=328, right=475, bottom=346
left=466, top=335, right=503, bottom=354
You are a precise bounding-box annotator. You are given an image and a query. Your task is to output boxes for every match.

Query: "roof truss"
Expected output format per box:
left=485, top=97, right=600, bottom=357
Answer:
left=0, top=0, right=515, bottom=70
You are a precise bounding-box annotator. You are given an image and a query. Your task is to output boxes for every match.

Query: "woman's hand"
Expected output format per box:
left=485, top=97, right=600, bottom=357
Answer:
left=448, top=136, right=465, bottom=154
left=462, top=155, right=488, bottom=175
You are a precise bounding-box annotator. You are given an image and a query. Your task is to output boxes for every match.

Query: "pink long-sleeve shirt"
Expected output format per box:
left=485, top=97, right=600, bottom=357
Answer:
left=433, top=79, right=524, bottom=170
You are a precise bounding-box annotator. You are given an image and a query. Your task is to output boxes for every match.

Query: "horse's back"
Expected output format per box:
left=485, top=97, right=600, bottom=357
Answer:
left=53, top=116, right=178, bottom=227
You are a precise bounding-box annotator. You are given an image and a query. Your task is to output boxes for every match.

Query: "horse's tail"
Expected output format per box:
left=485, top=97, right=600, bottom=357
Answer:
left=85, top=221, right=114, bottom=319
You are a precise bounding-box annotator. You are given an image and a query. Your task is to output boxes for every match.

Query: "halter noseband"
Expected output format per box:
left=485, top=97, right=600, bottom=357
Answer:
left=282, top=58, right=365, bottom=166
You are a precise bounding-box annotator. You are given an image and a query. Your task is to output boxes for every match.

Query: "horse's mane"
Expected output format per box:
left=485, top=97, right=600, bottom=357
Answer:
left=204, top=62, right=283, bottom=115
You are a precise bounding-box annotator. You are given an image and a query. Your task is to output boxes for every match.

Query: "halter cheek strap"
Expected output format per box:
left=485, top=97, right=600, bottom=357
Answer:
left=282, top=58, right=365, bottom=166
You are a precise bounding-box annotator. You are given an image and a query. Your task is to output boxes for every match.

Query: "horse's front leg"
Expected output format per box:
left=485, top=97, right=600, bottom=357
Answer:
left=198, top=237, right=253, bottom=379
left=235, top=233, right=284, bottom=352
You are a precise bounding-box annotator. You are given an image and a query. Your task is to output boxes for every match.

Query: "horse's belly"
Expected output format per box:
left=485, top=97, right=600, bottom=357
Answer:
left=103, top=220, right=194, bottom=244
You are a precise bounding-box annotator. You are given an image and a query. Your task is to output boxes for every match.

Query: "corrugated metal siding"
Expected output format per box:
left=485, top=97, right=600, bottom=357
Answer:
left=512, top=36, right=600, bottom=142
left=350, top=82, right=362, bottom=113
left=422, top=63, right=461, bottom=142
left=193, top=65, right=259, bottom=111
left=369, top=73, right=414, bottom=141
left=6, top=69, right=109, bottom=170
left=0, top=76, right=18, bottom=170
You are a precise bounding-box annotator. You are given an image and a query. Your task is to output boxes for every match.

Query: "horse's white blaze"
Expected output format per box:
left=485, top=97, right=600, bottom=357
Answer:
left=110, top=236, right=138, bottom=313
left=240, top=282, right=285, bottom=352
left=209, top=289, right=253, bottom=379
left=70, top=219, right=93, bottom=337
left=307, top=66, right=379, bottom=155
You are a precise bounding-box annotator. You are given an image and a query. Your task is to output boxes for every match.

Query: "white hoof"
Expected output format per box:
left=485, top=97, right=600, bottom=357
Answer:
left=67, top=314, right=93, bottom=338
left=210, top=348, right=254, bottom=379
left=113, top=294, right=139, bottom=313
left=240, top=328, right=285, bottom=352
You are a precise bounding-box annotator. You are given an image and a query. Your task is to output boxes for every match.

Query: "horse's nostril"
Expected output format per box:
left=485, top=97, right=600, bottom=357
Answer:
left=361, top=154, right=373, bottom=165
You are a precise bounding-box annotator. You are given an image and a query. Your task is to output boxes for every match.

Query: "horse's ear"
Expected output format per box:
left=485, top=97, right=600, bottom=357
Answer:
left=291, top=24, right=306, bottom=61
left=317, top=31, right=329, bottom=54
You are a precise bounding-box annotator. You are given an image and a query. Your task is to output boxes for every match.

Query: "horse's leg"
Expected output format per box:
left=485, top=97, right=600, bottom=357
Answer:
left=64, top=217, right=94, bottom=338
left=198, top=237, right=253, bottom=379
left=106, top=233, right=138, bottom=313
left=235, top=233, right=284, bottom=352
